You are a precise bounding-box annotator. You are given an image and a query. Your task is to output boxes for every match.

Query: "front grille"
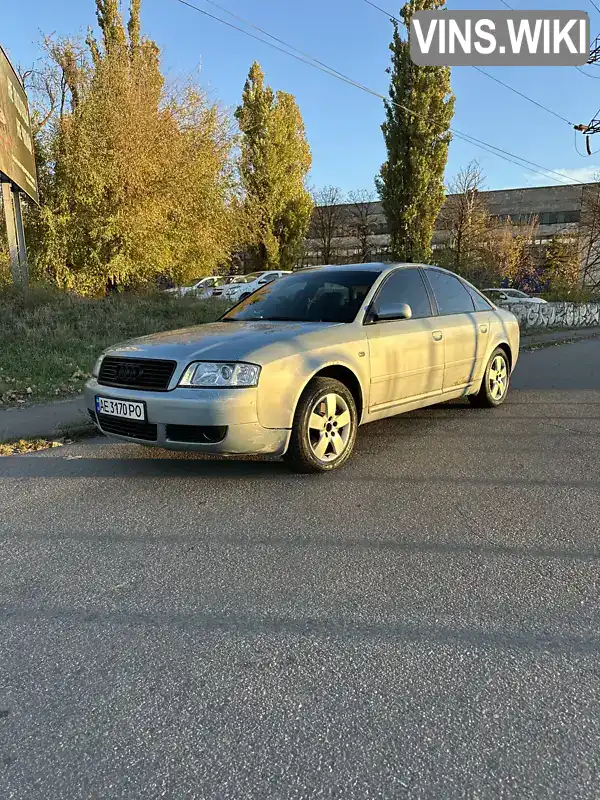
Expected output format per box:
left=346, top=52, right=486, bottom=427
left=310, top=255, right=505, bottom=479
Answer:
left=96, top=413, right=157, bottom=441
left=166, top=424, right=227, bottom=444
left=98, top=357, right=176, bottom=391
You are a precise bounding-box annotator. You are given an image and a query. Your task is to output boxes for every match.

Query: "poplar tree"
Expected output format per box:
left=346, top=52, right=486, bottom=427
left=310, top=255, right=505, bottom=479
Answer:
left=235, top=62, right=313, bottom=271
left=376, top=0, right=455, bottom=263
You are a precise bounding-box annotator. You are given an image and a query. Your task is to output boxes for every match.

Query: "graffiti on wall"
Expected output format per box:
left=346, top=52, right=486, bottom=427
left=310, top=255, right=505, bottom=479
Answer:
left=504, top=302, right=600, bottom=330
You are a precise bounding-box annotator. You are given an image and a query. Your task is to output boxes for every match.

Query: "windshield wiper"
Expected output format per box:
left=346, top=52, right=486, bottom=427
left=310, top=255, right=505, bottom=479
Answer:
left=254, top=316, right=303, bottom=322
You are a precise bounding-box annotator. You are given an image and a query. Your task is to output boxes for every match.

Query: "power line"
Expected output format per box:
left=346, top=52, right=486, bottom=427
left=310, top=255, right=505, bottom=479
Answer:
left=357, top=0, right=574, bottom=127
left=189, top=0, right=353, bottom=82
left=452, top=130, right=583, bottom=185
left=174, top=0, right=348, bottom=82
left=576, top=65, right=600, bottom=78
left=455, top=131, right=577, bottom=180
left=360, top=0, right=400, bottom=25
left=173, top=0, right=586, bottom=186
left=471, top=67, right=573, bottom=125
left=361, top=0, right=398, bottom=18
left=589, top=0, right=600, bottom=14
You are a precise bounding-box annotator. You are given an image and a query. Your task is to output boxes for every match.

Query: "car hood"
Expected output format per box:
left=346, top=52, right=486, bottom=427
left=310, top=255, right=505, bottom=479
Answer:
left=102, top=320, right=341, bottom=363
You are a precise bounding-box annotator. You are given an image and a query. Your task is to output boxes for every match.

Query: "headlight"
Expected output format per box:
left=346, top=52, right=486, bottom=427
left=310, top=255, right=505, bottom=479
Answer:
left=92, top=356, right=103, bottom=378
left=179, top=362, right=261, bottom=387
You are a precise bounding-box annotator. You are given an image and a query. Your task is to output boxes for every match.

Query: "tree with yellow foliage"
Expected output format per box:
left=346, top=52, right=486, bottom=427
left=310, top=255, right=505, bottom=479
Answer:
left=29, top=0, right=237, bottom=294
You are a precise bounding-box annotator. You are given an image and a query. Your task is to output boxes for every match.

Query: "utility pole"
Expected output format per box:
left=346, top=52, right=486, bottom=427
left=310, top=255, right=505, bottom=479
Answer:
left=1, top=180, right=29, bottom=286
left=574, top=36, right=600, bottom=150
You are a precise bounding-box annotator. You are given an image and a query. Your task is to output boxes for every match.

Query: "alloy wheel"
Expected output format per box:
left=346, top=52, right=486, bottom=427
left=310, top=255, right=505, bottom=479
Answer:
left=307, top=393, right=352, bottom=463
left=488, top=354, right=508, bottom=401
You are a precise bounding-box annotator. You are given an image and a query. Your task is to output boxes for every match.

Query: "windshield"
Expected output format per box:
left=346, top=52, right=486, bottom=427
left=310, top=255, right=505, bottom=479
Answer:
left=222, top=269, right=381, bottom=323
left=506, top=290, right=527, bottom=298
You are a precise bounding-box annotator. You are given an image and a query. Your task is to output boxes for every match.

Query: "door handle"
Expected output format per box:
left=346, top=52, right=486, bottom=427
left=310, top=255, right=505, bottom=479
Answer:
left=432, top=331, right=443, bottom=341
left=479, top=324, right=488, bottom=334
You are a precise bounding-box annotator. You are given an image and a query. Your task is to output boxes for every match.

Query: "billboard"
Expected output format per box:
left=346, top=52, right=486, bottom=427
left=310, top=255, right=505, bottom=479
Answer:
left=0, top=45, right=38, bottom=203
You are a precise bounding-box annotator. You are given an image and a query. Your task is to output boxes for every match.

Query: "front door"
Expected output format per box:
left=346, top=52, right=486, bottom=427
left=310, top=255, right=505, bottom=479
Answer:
left=366, top=268, right=444, bottom=410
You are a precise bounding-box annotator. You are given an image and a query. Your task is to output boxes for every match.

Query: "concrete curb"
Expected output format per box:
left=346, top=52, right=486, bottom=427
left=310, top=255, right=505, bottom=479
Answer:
left=520, top=327, right=600, bottom=349
left=0, top=397, right=93, bottom=443
left=1, top=327, right=599, bottom=442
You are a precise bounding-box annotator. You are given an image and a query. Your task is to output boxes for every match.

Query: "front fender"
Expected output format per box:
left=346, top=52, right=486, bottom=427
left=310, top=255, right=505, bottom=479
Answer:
left=257, top=350, right=369, bottom=429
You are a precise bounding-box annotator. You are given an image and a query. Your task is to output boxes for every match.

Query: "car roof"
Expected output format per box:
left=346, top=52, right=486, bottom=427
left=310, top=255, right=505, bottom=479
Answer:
left=297, top=262, right=420, bottom=274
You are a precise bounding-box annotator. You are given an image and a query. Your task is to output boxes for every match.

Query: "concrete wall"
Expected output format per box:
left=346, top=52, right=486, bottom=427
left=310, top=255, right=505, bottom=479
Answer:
left=504, top=302, right=600, bottom=330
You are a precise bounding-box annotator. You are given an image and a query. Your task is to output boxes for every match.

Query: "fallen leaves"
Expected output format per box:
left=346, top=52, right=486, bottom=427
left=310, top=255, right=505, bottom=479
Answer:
left=0, top=438, right=66, bottom=457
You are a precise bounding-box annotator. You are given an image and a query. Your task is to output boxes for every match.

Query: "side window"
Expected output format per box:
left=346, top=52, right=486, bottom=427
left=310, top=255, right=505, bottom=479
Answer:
left=373, top=269, right=433, bottom=319
left=426, top=270, right=476, bottom=315
left=463, top=282, right=493, bottom=311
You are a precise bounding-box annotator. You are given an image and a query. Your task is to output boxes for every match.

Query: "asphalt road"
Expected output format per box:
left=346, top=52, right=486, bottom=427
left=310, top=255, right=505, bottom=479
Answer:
left=1, top=339, right=600, bottom=799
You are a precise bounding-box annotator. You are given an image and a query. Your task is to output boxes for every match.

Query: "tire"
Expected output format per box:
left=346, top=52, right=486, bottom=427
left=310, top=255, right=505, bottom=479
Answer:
left=284, top=377, right=358, bottom=473
left=469, top=347, right=511, bottom=408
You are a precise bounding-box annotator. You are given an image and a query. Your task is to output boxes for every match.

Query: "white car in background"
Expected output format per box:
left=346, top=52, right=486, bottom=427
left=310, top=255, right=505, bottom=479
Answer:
left=483, top=288, right=548, bottom=306
left=165, top=276, right=234, bottom=299
left=216, top=270, right=291, bottom=303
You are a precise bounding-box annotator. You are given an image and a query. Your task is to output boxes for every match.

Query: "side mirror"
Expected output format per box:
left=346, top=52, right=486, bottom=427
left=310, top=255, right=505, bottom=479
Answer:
left=371, top=303, right=413, bottom=322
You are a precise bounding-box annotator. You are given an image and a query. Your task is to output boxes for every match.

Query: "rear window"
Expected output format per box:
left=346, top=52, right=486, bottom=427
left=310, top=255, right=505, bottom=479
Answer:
left=463, top=283, right=494, bottom=311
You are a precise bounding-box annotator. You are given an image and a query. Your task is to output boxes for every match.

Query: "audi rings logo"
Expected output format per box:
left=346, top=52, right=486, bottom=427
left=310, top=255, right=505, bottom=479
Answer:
left=117, top=363, right=143, bottom=382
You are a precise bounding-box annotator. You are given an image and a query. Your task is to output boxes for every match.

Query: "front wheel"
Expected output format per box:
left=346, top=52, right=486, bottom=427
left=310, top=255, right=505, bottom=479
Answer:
left=284, top=378, right=358, bottom=473
left=469, top=347, right=511, bottom=408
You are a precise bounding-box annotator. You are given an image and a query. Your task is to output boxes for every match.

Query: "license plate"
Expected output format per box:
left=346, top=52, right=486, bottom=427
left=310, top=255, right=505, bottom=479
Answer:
left=96, top=396, right=146, bottom=421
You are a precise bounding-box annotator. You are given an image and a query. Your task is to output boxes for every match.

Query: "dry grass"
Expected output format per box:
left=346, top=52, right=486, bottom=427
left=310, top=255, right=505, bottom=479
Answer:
left=0, top=286, right=228, bottom=405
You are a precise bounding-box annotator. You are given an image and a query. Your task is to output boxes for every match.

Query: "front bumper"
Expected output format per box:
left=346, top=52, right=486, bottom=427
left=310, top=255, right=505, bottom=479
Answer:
left=84, top=379, right=290, bottom=455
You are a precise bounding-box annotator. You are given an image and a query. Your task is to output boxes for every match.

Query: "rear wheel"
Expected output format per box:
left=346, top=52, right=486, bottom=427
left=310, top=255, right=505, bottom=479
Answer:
left=285, top=378, right=358, bottom=473
left=469, top=347, right=510, bottom=408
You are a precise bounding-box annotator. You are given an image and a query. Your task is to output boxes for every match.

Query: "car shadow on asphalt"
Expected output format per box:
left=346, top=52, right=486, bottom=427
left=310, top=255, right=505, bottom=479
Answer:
left=0, top=603, right=598, bottom=654
left=1, top=445, right=599, bottom=492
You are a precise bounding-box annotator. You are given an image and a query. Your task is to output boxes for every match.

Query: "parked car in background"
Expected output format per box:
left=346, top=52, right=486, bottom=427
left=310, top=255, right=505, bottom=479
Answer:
left=86, top=262, right=519, bottom=473
left=482, top=288, right=548, bottom=305
left=164, top=275, right=233, bottom=299
left=215, top=271, right=291, bottom=304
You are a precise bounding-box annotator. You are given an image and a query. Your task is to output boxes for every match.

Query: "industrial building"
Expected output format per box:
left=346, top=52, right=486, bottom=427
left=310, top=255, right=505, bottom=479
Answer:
left=302, top=182, right=595, bottom=266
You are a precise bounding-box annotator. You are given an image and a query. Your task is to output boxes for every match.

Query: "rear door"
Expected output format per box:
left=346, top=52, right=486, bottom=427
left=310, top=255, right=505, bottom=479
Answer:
left=423, top=269, right=489, bottom=393
left=365, top=268, right=444, bottom=410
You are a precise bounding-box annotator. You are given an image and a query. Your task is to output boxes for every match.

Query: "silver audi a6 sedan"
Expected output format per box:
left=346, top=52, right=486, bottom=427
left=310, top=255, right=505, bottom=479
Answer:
left=85, top=263, right=520, bottom=472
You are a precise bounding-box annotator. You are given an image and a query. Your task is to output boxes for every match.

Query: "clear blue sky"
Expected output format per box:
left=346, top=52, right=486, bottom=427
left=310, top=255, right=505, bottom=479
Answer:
left=4, top=0, right=600, bottom=194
